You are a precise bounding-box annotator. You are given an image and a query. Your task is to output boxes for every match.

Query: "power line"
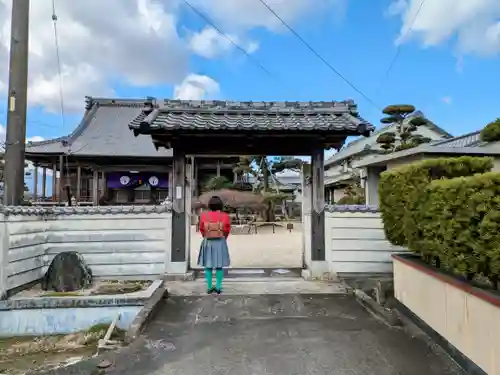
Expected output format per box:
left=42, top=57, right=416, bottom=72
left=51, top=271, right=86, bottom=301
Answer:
left=375, top=0, right=426, bottom=93
left=256, top=0, right=381, bottom=111
left=51, top=0, right=66, bottom=130
left=181, top=0, right=296, bottom=94
left=51, top=0, right=73, bottom=203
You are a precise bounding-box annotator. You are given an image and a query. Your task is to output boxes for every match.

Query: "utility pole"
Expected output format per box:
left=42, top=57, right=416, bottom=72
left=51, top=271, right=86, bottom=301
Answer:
left=4, top=0, right=30, bottom=205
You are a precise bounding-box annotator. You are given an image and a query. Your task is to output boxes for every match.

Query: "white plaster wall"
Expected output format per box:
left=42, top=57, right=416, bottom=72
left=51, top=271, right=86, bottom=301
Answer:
left=46, top=213, right=171, bottom=280
left=394, top=257, right=500, bottom=375
left=0, top=208, right=172, bottom=296
left=325, top=211, right=407, bottom=274
left=5, top=214, right=48, bottom=291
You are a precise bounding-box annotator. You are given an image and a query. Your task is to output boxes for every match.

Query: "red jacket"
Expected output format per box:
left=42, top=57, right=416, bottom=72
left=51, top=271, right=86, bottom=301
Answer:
left=199, top=210, right=231, bottom=238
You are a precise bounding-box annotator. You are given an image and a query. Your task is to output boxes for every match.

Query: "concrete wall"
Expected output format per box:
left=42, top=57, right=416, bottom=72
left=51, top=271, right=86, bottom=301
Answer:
left=0, top=206, right=172, bottom=297
left=325, top=207, right=407, bottom=274
left=394, top=255, right=499, bottom=375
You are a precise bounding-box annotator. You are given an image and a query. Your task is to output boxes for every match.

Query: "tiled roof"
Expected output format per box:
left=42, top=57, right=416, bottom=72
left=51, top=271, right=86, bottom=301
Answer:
left=354, top=129, right=499, bottom=169
left=429, top=130, right=483, bottom=148
left=324, top=111, right=452, bottom=166
left=25, top=97, right=172, bottom=158
left=0, top=204, right=172, bottom=216
left=129, top=99, right=375, bottom=134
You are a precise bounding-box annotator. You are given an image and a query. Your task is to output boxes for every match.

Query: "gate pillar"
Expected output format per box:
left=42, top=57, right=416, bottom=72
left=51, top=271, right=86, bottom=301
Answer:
left=302, top=148, right=335, bottom=280
left=166, top=148, right=189, bottom=275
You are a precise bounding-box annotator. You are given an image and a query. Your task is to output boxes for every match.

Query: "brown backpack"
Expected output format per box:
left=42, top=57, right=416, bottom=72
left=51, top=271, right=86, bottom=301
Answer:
left=203, top=212, right=225, bottom=239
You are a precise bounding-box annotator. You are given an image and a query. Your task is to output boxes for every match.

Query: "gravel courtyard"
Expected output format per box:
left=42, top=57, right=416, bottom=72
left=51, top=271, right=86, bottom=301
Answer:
left=190, top=222, right=303, bottom=269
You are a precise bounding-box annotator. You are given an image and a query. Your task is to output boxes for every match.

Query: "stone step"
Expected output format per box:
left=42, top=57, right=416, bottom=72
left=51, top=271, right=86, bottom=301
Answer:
left=166, top=279, right=347, bottom=296
left=193, top=268, right=303, bottom=279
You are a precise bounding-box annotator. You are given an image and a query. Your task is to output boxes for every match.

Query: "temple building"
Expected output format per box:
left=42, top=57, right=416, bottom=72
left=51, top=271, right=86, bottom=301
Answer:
left=25, top=97, right=238, bottom=204
left=25, top=96, right=373, bottom=205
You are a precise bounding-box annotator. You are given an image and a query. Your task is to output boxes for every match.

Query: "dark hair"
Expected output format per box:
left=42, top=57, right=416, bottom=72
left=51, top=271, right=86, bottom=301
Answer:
left=207, top=195, right=224, bottom=211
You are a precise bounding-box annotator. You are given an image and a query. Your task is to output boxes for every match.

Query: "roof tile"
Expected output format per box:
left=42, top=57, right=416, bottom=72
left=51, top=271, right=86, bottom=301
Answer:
left=129, top=99, right=374, bottom=134
left=26, top=98, right=172, bottom=158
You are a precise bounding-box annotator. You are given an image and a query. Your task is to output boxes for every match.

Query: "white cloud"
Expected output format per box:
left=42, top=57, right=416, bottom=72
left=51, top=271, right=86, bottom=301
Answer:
left=0, top=0, right=188, bottom=114
left=0, top=124, right=49, bottom=177
left=442, top=96, right=452, bottom=104
left=0, top=0, right=346, bottom=116
left=0, top=124, right=45, bottom=146
left=174, top=74, right=220, bottom=100
left=26, top=135, right=45, bottom=143
left=188, top=27, right=258, bottom=59
left=390, top=0, right=500, bottom=56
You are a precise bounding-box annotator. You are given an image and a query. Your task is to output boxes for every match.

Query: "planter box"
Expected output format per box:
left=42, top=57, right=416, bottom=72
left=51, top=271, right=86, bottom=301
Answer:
left=393, top=254, right=500, bottom=375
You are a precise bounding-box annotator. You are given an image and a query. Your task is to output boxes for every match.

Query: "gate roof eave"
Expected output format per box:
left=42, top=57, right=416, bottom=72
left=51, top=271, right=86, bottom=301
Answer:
left=128, top=99, right=375, bottom=155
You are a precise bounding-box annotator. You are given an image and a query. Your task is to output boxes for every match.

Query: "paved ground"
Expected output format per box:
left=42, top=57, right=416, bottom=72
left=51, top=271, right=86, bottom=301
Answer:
left=44, top=293, right=465, bottom=375
left=190, top=225, right=303, bottom=269
left=166, top=278, right=347, bottom=296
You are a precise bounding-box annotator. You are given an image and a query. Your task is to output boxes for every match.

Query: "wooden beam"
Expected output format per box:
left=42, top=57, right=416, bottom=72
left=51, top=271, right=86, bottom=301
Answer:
left=92, top=169, right=98, bottom=205
left=33, top=165, right=38, bottom=200
left=171, top=148, right=186, bottom=263
left=41, top=167, right=46, bottom=198
left=76, top=166, right=81, bottom=201
left=57, top=155, right=63, bottom=203
left=311, top=148, right=325, bottom=261
left=52, top=162, right=57, bottom=201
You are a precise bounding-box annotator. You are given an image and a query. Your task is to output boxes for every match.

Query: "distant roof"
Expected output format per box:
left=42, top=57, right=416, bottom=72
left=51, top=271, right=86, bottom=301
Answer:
left=130, top=99, right=375, bottom=134
left=427, top=130, right=483, bottom=148
left=324, top=111, right=452, bottom=167
left=355, top=129, right=499, bottom=168
left=25, top=97, right=172, bottom=158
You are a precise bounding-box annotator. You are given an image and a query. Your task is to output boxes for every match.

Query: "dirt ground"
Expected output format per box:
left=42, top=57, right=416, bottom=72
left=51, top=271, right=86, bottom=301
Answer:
left=11, top=280, right=152, bottom=299
left=190, top=222, right=303, bottom=269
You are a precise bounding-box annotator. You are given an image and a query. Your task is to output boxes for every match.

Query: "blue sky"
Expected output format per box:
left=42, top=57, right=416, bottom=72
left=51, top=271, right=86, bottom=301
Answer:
left=0, top=0, right=497, bottom=193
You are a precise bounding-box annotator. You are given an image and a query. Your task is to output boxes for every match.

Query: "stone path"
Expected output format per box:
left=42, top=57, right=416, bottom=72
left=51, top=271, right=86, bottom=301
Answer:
left=45, top=292, right=465, bottom=375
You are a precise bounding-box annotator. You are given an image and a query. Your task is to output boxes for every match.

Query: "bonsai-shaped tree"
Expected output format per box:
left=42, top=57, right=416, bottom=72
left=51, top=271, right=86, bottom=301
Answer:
left=204, top=175, right=233, bottom=191
left=480, top=118, right=500, bottom=143
left=380, top=105, right=432, bottom=152
left=232, top=155, right=304, bottom=221
left=336, top=183, right=365, bottom=205
left=376, top=132, right=396, bottom=153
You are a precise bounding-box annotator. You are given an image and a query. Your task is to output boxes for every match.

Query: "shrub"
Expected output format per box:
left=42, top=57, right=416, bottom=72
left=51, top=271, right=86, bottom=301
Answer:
left=414, top=172, right=500, bottom=282
left=379, top=156, right=493, bottom=247
left=336, top=195, right=365, bottom=205
left=480, top=118, right=500, bottom=143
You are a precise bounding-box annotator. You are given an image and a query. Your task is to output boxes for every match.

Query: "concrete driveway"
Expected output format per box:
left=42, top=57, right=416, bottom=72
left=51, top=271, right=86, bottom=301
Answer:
left=45, top=294, right=465, bottom=375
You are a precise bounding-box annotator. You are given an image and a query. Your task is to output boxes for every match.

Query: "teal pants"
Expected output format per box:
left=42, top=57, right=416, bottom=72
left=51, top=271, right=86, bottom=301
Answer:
left=205, top=268, right=224, bottom=290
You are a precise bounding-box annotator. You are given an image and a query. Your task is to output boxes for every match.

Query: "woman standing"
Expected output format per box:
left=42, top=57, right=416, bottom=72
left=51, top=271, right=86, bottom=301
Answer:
left=198, top=196, right=231, bottom=294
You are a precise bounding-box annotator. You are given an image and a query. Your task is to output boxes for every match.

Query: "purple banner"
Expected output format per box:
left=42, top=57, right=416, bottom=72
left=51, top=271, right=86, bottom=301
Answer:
left=106, top=172, right=168, bottom=189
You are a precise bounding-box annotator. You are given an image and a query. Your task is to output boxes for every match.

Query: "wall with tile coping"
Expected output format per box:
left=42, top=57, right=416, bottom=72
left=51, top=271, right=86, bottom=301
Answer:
left=325, top=205, right=408, bottom=274
left=0, top=205, right=172, bottom=298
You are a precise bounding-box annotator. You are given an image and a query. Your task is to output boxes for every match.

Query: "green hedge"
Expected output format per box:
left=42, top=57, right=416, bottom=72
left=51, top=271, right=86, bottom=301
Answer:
left=379, top=156, right=493, bottom=247
left=413, top=172, right=500, bottom=281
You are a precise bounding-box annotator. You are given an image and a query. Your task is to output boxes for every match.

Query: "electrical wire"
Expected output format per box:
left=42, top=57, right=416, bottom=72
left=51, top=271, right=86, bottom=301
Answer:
left=375, top=0, right=426, bottom=94
left=181, top=0, right=296, bottom=94
left=51, top=0, right=66, bottom=131
left=256, top=0, right=381, bottom=111
left=51, top=0, right=72, bottom=200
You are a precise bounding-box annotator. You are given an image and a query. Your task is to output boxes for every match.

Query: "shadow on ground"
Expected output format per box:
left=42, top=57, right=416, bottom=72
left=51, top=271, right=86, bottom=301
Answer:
left=35, top=294, right=465, bottom=375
